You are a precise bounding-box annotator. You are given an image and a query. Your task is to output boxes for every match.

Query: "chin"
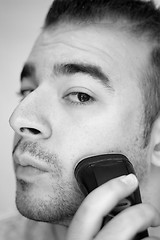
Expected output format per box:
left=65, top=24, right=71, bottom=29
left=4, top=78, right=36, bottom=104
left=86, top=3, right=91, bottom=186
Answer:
left=15, top=178, right=84, bottom=224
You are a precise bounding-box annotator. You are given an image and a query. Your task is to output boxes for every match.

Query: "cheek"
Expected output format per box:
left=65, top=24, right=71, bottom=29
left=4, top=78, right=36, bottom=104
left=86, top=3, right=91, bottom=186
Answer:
left=47, top=96, right=143, bottom=177
left=59, top=113, right=124, bottom=164
left=64, top=111, right=141, bottom=161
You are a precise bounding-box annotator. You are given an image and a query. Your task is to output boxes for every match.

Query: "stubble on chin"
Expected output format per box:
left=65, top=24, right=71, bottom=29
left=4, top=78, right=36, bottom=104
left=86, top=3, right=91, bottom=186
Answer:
left=15, top=176, right=84, bottom=225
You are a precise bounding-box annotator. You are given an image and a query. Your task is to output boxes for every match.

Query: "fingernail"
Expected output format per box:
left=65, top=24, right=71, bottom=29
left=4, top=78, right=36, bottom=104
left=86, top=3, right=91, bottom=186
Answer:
left=120, top=174, right=138, bottom=187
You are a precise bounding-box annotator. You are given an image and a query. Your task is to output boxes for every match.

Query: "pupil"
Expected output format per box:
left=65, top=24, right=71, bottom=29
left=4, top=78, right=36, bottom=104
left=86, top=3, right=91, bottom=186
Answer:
left=78, top=93, right=90, bottom=102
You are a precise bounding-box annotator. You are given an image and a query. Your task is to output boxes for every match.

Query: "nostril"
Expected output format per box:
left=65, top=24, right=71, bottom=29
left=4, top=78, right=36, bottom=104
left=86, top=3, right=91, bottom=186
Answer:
left=20, top=127, right=41, bottom=135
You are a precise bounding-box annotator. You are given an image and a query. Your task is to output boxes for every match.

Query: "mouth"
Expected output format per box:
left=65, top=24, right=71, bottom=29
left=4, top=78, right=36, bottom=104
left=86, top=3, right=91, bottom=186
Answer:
left=14, top=153, right=48, bottom=180
left=16, top=165, right=46, bottom=179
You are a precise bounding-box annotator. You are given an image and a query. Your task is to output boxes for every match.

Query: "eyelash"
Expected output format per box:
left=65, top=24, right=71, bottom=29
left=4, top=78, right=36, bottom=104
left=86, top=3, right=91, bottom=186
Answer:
left=64, top=92, right=95, bottom=105
left=17, top=89, right=95, bottom=106
left=16, top=89, right=33, bottom=100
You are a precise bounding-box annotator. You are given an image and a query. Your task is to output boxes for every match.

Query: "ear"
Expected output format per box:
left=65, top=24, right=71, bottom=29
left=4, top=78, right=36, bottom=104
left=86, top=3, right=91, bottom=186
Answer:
left=150, top=116, right=160, bottom=167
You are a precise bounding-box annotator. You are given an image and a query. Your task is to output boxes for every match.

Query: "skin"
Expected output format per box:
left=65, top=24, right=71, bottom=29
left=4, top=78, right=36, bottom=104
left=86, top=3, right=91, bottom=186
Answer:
left=9, top=22, right=160, bottom=239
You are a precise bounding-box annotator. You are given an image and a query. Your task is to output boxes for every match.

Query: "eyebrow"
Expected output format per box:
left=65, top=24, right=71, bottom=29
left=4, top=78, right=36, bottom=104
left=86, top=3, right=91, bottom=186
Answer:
left=20, top=62, right=112, bottom=90
left=20, top=63, right=35, bottom=82
left=54, top=62, right=112, bottom=89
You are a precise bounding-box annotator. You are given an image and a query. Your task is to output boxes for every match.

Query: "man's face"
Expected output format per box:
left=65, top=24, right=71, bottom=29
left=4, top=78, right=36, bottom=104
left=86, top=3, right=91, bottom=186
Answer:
left=10, top=23, right=152, bottom=225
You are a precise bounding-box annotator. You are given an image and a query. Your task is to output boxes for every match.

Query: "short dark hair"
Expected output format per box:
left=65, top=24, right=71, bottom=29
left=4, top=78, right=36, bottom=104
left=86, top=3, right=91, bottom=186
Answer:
left=44, top=0, right=160, bottom=147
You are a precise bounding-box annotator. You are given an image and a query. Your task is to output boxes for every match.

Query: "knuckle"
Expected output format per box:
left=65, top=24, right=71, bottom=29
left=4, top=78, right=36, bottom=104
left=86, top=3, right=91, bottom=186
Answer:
left=140, top=203, right=160, bottom=226
left=80, top=193, right=100, bottom=216
left=80, top=199, right=93, bottom=215
left=123, top=203, right=159, bottom=228
left=73, top=200, right=92, bottom=225
left=138, top=203, right=157, bottom=221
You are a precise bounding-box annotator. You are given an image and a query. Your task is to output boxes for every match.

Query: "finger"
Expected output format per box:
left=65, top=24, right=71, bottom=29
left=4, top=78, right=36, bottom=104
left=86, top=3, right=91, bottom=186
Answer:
left=98, top=203, right=160, bottom=240
left=143, top=238, right=160, bottom=240
left=67, top=174, right=138, bottom=240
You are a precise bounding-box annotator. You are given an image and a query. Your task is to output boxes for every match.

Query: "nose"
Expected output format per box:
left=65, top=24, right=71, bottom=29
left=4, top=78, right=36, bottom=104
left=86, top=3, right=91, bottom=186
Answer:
left=9, top=94, right=52, bottom=140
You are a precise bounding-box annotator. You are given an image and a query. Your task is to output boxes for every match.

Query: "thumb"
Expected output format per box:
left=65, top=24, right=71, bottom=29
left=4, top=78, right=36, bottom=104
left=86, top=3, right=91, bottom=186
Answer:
left=66, top=174, right=138, bottom=240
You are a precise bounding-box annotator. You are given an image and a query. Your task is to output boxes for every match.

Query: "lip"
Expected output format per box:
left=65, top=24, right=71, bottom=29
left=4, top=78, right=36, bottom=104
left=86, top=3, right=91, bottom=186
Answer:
left=16, top=165, right=46, bottom=180
left=13, top=152, right=49, bottom=173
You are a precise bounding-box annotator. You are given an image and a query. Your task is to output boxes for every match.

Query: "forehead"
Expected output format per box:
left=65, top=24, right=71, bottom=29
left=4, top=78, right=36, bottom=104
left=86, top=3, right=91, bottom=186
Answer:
left=27, top=22, right=151, bottom=85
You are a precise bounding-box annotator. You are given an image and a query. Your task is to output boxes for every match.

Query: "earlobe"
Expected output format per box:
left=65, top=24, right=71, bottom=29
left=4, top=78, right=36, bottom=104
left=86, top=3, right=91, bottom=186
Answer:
left=150, top=117, right=160, bottom=167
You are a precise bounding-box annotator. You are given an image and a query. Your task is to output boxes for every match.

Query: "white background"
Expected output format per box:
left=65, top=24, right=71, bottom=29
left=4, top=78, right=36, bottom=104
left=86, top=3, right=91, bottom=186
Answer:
left=0, top=0, right=160, bottom=217
left=0, top=0, right=52, bottom=217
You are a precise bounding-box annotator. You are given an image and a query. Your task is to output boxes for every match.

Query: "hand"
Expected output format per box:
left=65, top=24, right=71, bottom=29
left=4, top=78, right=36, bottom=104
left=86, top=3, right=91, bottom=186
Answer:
left=66, top=174, right=160, bottom=240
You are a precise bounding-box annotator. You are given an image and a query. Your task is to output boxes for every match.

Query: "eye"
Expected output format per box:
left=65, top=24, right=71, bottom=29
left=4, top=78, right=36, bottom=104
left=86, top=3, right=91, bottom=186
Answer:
left=17, top=89, right=33, bottom=100
left=64, top=92, right=95, bottom=105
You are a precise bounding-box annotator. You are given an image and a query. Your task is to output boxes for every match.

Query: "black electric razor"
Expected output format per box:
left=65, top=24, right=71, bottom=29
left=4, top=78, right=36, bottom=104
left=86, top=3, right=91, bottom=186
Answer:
left=74, top=154, right=148, bottom=240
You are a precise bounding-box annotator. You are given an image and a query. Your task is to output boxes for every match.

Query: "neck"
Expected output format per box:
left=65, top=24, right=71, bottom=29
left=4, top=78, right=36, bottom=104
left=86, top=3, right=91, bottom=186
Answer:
left=50, top=224, right=68, bottom=240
